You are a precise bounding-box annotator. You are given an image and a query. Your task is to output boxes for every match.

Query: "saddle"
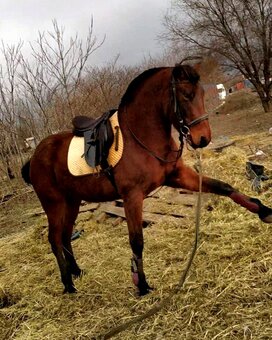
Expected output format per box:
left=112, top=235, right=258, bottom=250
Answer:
left=72, top=109, right=116, bottom=169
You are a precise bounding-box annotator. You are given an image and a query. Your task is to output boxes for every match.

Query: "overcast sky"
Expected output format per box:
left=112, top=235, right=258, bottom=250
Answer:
left=0, top=0, right=172, bottom=66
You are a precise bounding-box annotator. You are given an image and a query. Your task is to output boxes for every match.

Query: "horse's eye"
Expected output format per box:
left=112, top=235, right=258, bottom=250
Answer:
left=182, top=92, right=194, bottom=101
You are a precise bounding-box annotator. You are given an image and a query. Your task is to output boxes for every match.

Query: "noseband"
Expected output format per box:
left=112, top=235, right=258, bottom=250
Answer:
left=171, top=77, right=209, bottom=142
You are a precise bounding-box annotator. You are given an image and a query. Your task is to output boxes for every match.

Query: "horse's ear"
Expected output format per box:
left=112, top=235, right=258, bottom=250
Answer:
left=173, top=64, right=186, bottom=80
left=173, top=64, right=200, bottom=83
left=193, top=62, right=202, bottom=73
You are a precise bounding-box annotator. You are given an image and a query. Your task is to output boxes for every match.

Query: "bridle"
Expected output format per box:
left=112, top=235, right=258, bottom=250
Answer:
left=126, top=73, right=209, bottom=164
left=171, top=76, right=209, bottom=143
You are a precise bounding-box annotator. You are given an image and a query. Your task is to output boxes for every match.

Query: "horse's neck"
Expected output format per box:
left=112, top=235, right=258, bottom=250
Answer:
left=119, top=100, right=172, bottom=147
left=119, top=79, right=172, bottom=147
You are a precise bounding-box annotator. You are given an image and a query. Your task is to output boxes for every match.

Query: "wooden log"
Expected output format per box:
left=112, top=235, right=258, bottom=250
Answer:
left=96, top=212, right=107, bottom=223
left=112, top=217, right=124, bottom=227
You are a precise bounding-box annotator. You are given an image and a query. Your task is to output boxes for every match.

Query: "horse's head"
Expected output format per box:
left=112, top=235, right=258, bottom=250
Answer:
left=170, top=64, right=211, bottom=149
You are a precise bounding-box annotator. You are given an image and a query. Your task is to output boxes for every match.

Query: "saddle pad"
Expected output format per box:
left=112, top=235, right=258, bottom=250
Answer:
left=68, top=111, right=124, bottom=176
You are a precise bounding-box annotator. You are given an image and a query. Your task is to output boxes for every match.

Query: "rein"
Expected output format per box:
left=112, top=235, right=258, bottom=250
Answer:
left=126, top=121, right=183, bottom=164
left=96, top=150, right=203, bottom=340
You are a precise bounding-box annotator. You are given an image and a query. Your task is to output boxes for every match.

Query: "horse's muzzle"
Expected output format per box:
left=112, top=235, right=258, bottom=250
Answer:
left=199, top=136, right=210, bottom=148
left=191, top=135, right=210, bottom=149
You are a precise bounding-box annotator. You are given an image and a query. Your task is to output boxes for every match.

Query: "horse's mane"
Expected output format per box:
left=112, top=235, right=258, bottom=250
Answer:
left=119, top=64, right=200, bottom=107
left=120, top=67, right=165, bottom=106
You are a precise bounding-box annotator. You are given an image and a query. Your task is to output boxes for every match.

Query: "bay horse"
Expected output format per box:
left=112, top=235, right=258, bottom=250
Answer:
left=21, top=64, right=272, bottom=295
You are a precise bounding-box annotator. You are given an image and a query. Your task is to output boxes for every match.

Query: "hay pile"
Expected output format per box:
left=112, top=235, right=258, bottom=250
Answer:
left=0, top=134, right=272, bottom=339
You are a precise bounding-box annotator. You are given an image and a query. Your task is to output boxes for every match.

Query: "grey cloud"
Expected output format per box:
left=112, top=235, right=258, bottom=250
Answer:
left=0, top=0, right=170, bottom=66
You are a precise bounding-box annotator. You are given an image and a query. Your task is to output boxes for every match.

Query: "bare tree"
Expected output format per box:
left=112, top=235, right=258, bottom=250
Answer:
left=163, top=0, right=272, bottom=112
left=19, top=18, right=105, bottom=133
left=0, top=42, right=25, bottom=175
left=87, top=56, right=140, bottom=115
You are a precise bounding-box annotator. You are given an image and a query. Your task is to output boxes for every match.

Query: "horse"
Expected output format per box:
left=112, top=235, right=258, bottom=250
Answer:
left=21, top=64, right=272, bottom=296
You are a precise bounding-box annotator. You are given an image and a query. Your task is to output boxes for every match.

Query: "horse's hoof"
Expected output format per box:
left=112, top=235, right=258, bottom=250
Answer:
left=250, top=198, right=272, bottom=224
left=261, top=214, right=272, bottom=223
left=138, top=284, right=154, bottom=296
left=79, top=269, right=86, bottom=277
left=73, top=269, right=85, bottom=279
left=63, top=285, right=77, bottom=294
left=258, top=204, right=272, bottom=223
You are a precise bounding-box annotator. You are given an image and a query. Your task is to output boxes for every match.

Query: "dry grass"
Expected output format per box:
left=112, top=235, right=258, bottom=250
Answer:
left=1, top=92, right=272, bottom=339
left=1, top=131, right=272, bottom=339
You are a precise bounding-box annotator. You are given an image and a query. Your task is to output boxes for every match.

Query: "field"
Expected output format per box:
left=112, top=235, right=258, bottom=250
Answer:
left=1, top=90, right=272, bottom=339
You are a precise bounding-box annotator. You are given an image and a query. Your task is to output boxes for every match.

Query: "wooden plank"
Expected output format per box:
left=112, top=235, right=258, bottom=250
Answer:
left=100, top=203, right=160, bottom=224
left=116, top=193, right=196, bottom=207
left=28, top=202, right=100, bottom=217
left=79, top=203, right=100, bottom=213
left=99, top=203, right=185, bottom=224
left=145, top=194, right=196, bottom=207
left=209, top=140, right=235, bottom=152
left=162, top=193, right=210, bottom=206
left=99, top=204, right=126, bottom=219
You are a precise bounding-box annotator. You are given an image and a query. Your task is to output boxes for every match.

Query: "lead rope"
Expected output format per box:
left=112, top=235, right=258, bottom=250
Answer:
left=94, top=150, right=203, bottom=340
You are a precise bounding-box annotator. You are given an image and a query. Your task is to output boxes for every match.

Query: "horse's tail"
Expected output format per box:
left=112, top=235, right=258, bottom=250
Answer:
left=21, top=160, right=32, bottom=185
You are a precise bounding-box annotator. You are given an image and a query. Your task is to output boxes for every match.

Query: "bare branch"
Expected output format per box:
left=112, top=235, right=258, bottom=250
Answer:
left=163, top=0, right=272, bottom=111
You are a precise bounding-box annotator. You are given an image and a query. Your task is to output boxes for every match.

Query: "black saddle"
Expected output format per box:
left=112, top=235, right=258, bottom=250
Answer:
left=72, top=109, right=116, bottom=169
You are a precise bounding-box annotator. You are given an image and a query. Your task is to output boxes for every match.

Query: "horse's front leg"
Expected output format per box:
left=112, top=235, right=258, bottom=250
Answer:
left=166, top=162, right=272, bottom=223
left=123, top=190, right=153, bottom=296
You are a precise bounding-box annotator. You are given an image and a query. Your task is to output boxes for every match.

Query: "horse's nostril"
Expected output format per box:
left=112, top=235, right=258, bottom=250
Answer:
left=199, top=136, right=209, bottom=148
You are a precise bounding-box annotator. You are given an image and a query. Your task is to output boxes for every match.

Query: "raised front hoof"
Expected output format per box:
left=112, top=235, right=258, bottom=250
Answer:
left=250, top=198, right=272, bottom=224
left=260, top=214, right=272, bottom=224
left=258, top=203, right=272, bottom=224
left=63, top=285, right=77, bottom=294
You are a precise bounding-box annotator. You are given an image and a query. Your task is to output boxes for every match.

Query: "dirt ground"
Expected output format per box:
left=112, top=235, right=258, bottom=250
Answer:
left=209, top=90, right=272, bottom=138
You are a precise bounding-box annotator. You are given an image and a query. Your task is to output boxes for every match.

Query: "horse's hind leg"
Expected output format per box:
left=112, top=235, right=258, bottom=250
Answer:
left=45, top=199, right=77, bottom=293
left=166, top=161, right=272, bottom=223
left=123, top=190, right=152, bottom=296
left=62, top=199, right=82, bottom=278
